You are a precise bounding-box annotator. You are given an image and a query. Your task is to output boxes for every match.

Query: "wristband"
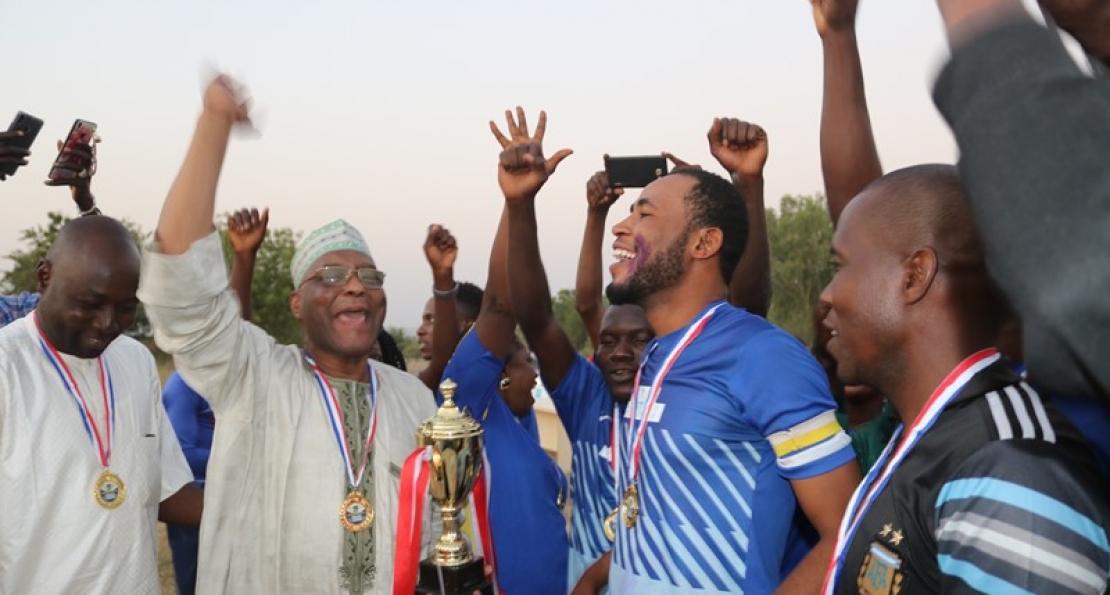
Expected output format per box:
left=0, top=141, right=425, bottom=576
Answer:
left=433, top=283, right=458, bottom=300
left=79, top=204, right=102, bottom=217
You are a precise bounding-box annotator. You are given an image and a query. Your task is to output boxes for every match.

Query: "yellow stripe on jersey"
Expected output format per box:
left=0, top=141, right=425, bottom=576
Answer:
left=768, top=410, right=844, bottom=459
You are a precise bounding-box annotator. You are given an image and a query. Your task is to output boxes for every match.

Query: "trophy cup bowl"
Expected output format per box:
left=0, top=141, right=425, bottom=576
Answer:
left=415, top=379, right=493, bottom=595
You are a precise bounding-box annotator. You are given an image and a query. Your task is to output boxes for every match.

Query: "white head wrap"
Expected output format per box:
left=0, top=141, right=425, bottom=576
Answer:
left=290, top=219, right=374, bottom=286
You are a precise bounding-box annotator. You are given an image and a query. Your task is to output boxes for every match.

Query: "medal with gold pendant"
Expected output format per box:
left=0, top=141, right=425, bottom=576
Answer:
left=621, top=484, right=640, bottom=527
left=340, top=490, right=374, bottom=532
left=94, top=469, right=126, bottom=509
left=307, top=354, right=380, bottom=532
left=616, top=305, right=721, bottom=534
left=603, top=507, right=619, bottom=542
left=33, top=313, right=126, bottom=510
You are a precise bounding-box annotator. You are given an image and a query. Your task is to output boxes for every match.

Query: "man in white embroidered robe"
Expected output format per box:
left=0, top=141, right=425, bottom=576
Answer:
left=139, top=76, right=436, bottom=595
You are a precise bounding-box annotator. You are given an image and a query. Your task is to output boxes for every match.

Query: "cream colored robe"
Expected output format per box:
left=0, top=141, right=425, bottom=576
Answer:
left=139, top=232, right=436, bottom=595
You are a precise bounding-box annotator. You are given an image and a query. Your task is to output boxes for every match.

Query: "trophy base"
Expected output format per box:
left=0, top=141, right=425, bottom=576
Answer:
left=415, top=556, right=492, bottom=595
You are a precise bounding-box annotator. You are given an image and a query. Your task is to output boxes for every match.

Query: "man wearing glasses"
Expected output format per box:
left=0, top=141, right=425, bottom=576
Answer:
left=139, top=76, right=436, bottom=595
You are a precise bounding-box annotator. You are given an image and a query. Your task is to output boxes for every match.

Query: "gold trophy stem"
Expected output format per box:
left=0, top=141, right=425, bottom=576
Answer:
left=434, top=503, right=472, bottom=567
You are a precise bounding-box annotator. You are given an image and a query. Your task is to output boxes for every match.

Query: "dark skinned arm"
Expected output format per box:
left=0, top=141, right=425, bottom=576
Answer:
left=575, top=171, right=624, bottom=352
left=481, top=107, right=573, bottom=360
left=774, top=462, right=861, bottom=595
left=158, top=483, right=204, bottom=527
left=155, top=76, right=251, bottom=256
left=569, top=551, right=611, bottom=595
left=703, top=119, right=773, bottom=316
left=474, top=206, right=517, bottom=360
left=730, top=173, right=771, bottom=316
left=508, top=186, right=579, bottom=391
left=811, top=0, right=884, bottom=227
left=419, top=225, right=463, bottom=391
left=226, top=207, right=269, bottom=321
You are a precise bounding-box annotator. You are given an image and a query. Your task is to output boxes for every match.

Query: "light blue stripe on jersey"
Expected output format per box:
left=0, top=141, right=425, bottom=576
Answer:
left=938, top=555, right=1042, bottom=595
left=938, top=478, right=1110, bottom=554
left=615, top=427, right=759, bottom=591
left=570, top=438, right=614, bottom=560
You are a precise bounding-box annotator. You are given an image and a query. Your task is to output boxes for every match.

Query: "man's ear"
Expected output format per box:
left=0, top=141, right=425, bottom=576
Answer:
left=903, top=247, right=939, bottom=305
left=690, top=228, right=724, bottom=261
left=289, top=290, right=303, bottom=320
left=35, top=260, right=52, bottom=293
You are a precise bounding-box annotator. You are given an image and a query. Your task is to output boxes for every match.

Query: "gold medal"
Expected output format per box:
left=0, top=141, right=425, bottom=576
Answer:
left=340, top=490, right=374, bottom=532
left=603, top=507, right=619, bottom=542
left=94, top=470, right=126, bottom=509
left=621, top=484, right=640, bottom=528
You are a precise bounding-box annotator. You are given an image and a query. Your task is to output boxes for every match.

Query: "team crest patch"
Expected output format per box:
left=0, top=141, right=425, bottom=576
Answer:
left=857, top=540, right=904, bottom=595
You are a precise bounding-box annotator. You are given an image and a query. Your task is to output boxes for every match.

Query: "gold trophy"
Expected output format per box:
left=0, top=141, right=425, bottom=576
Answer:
left=415, top=379, right=493, bottom=595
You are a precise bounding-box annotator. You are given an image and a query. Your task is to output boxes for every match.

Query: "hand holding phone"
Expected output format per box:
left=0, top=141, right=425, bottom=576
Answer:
left=48, top=119, right=97, bottom=182
left=0, top=112, right=44, bottom=180
left=603, top=155, right=668, bottom=189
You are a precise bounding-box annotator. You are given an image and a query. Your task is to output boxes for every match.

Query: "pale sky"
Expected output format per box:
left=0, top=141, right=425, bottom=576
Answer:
left=4, top=0, right=963, bottom=332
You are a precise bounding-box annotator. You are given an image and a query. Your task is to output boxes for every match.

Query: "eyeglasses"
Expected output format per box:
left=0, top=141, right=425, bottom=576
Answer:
left=303, top=265, right=386, bottom=289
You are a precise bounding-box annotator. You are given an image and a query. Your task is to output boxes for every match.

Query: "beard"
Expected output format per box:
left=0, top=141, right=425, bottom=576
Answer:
left=606, top=232, right=687, bottom=306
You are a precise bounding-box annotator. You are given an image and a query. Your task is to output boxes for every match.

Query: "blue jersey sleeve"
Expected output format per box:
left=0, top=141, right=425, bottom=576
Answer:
left=162, top=372, right=212, bottom=480
left=936, top=440, right=1110, bottom=595
left=439, top=330, right=504, bottom=420
left=548, top=354, right=611, bottom=444
left=0, top=292, right=40, bottom=328
left=734, top=329, right=856, bottom=480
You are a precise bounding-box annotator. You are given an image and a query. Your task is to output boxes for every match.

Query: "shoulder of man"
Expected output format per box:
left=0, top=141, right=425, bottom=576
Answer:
left=376, top=362, right=436, bottom=414
left=934, top=435, right=1110, bottom=595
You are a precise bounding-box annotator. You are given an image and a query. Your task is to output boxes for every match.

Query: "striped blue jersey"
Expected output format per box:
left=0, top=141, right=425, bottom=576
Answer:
left=0, top=292, right=38, bottom=329
left=837, top=361, right=1110, bottom=595
left=549, top=355, right=622, bottom=589
left=612, top=301, right=855, bottom=595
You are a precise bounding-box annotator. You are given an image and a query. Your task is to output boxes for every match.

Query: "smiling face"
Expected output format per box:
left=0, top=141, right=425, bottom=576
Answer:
left=819, top=191, right=905, bottom=388
left=291, top=250, right=386, bottom=361
left=595, top=305, right=653, bottom=402
left=606, top=175, right=697, bottom=306
left=36, top=244, right=141, bottom=359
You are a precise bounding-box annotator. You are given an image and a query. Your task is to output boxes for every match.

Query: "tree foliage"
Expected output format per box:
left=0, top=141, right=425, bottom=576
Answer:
left=217, top=218, right=302, bottom=346
left=551, top=288, right=592, bottom=354
left=765, top=194, right=835, bottom=346
left=387, top=326, right=422, bottom=361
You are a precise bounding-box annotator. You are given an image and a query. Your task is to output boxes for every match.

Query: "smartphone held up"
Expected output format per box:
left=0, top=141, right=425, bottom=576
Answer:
left=48, top=119, right=97, bottom=181
left=0, top=111, right=45, bottom=179
left=603, top=154, right=668, bottom=189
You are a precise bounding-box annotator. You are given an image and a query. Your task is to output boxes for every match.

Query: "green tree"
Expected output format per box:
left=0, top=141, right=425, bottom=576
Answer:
left=551, top=288, right=591, bottom=354
left=765, top=194, right=835, bottom=345
left=1, top=211, right=153, bottom=338
left=217, top=218, right=302, bottom=346
left=387, top=326, right=422, bottom=361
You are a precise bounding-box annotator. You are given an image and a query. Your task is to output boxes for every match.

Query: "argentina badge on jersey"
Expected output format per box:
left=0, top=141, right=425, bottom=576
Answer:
left=857, top=523, right=906, bottom=595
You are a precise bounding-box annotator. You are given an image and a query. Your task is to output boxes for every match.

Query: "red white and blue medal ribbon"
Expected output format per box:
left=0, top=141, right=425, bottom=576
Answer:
left=306, top=353, right=378, bottom=489
left=820, top=348, right=1000, bottom=595
left=625, top=302, right=722, bottom=483
left=616, top=302, right=721, bottom=532
left=33, top=312, right=115, bottom=469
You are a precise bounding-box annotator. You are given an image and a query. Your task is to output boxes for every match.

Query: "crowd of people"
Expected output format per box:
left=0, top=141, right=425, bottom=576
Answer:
left=1, top=0, right=1108, bottom=594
